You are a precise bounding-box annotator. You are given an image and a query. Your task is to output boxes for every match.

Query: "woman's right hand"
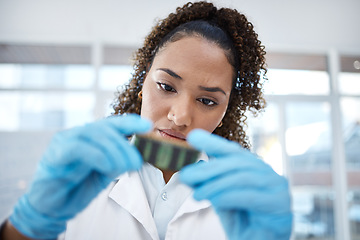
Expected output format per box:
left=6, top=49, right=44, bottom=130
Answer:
left=8, top=114, right=152, bottom=239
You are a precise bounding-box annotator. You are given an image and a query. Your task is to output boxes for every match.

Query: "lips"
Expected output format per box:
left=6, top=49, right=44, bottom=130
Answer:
left=158, top=129, right=186, bottom=141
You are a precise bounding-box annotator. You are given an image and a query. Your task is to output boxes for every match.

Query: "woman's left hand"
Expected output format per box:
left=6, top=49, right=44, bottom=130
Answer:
left=180, top=129, right=292, bottom=240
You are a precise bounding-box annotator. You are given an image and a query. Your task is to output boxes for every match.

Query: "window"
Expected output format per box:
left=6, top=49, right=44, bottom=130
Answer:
left=247, top=53, right=337, bottom=239
left=340, top=55, right=360, bottom=239
left=0, top=64, right=95, bottom=131
left=265, top=69, right=330, bottom=95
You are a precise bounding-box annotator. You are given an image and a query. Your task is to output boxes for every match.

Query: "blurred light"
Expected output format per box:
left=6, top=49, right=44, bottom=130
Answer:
left=354, top=60, right=360, bottom=70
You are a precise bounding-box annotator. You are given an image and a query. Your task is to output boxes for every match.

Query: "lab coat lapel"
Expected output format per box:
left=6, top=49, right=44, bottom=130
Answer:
left=109, top=172, right=159, bottom=240
left=172, top=152, right=212, bottom=221
left=171, top=190, right=212, bottom=222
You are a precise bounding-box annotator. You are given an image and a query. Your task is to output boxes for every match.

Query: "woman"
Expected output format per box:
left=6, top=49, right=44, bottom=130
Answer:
left=1, top=2, right=292, bottom=240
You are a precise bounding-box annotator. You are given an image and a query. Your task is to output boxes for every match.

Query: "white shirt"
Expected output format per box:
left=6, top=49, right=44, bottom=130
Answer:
left=61, top=161, right=227, bottom=239
left=138, top=163, right=192, bottom=240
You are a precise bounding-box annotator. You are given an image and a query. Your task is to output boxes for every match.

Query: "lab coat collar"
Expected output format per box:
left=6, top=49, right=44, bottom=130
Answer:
left=173, top=151, right=212, bottom=219
left=171, top=191, right=212, bottom=223
left=109, top=171, right=159, bottom=240
left=108, top=167, right=212, bottom=239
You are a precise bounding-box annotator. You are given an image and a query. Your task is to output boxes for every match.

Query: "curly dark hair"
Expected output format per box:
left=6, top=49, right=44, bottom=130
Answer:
left=113, top=1, right=267, bottom=149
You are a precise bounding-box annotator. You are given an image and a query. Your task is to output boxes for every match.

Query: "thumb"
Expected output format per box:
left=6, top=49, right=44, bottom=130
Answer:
left=106, top=114, right=153, bottom=135
left=187, top=129, right=244, bottom=157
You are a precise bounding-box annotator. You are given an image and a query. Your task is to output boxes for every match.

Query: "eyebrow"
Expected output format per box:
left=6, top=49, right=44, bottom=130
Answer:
left=199, top=86, right=226, bottom=95
left=157, top=68, right=226, bottom=95
left=157, top=68, right=182, bottom=79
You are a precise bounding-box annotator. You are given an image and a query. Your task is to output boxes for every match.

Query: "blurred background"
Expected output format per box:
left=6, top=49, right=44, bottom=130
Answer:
left=0, top=0, right=359, bottom=239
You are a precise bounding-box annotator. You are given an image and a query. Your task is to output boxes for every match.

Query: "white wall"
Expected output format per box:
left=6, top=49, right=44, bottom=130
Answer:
left=0, top=0, right=359, bottom=53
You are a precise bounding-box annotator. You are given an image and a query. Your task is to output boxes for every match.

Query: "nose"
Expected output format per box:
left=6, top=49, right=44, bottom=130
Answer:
left=167, top=96, right=192, bottom=127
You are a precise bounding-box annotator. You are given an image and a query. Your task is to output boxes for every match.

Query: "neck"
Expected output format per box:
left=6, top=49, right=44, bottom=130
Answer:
left=161, top=169, right=176, bottom=184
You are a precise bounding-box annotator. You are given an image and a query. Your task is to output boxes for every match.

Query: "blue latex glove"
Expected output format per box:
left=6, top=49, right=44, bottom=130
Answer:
left=9, top=114, right=152, bottom=239
left=180, top=129, right=292, bottom=240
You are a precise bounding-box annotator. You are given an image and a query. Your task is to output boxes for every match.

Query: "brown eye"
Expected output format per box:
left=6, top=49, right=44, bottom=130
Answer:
left=157, top=82, right=176, bottom=93
left=198, top=98, right=217, bottom=106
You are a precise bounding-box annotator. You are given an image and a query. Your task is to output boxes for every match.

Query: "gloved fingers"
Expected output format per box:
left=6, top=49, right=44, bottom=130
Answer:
left=30, top=145, right=113, bottom=210
left=210, top=188, right=291, bottom=214
left=72, top=114, right=151, bottom=172
left=215, top=209, right=248, bottom=237
left=30, top=171, right=114, bottom=219
left=180, top=156, right=273, bottom=187
left=247, top=212, right=293, bottom=239
left=75, top=123, right=144, bottom=174
left=35, top=154, right=91, bottom=182
left=9, top=196, right=67, bottom=240
left=51, top=114, right=152, bottom=165
left=59, top=172, right=113, bottom=215
left=221, top=212, right=292, bottom=240
left=191, top=170, right=287, bottom=201
left=47, top=122, right=143, bottom=175
left=103, top=114, right=153, bottom=135
left=28, top=146, right=118, bottom=218
left=241, top=226, right=280, bottom=240
left=187, top=129, right=252, bottom=157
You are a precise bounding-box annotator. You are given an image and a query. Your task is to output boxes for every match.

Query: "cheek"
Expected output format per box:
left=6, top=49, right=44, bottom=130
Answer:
left=140, top=86, right=167, bottom=122
left=195, top=106, right=228, bottom=133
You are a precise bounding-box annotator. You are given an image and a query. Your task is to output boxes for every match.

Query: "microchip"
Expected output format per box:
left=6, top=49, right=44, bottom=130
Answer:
left=133, top=134, right=200, bottom=171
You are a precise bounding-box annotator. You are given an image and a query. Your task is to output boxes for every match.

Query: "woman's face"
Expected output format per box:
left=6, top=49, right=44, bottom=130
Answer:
left=141, top=36, right=233, bottom=141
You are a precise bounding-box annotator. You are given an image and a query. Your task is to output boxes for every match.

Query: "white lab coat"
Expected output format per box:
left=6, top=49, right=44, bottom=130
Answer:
left=61, top=169, right=227, bottom=240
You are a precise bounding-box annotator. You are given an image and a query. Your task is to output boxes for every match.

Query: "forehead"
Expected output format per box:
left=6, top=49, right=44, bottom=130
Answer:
left=152, top=37, right=233, bottom=90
